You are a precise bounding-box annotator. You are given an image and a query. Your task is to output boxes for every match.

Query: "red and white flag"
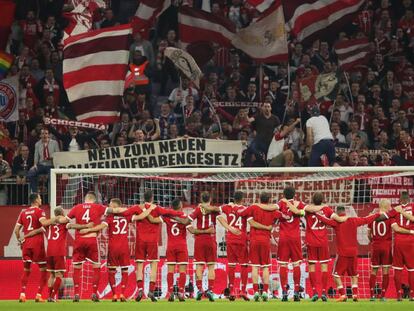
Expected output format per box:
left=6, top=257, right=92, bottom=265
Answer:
left=63, top=0, right=105, bottom=43
left=231, top=0, right=287, bottom=62
left=246, top=0, right=275, bottom=12
left=132, top=0, right=170, bottom=31
left=334, top=37, right=370, bottom=71
left=178, top=6, right=236, bottom=48
left=63, top=24, right=132, bottom=124
left=284, top=0, right=364, bottom=43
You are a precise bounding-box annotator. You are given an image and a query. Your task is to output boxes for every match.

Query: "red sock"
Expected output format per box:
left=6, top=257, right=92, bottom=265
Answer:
left=196, top=279, right=202, bottom=292
left=309, top=271, right=317, bottom=295
left=381, top=274, right=389, bottom=298
left=263, top=283, right=269, bottom=292
left=394, top=269, right=402, bottom=297
left=73, top=268, right=81, bottom=295
left=208, top=278, right=215, bottom=291
left=241, top=266, right=248, bottom=292
left=293, top=266, right=301, bottom=292
left=321, top=272, right=328, bottom=295
left=37, top=270, right=47, bottom=295
left=149, top=281, right=155, bottom=292
left=121, top=271, right=128, bottom=294
left=409, top=271, right=414, bottom=299
left=21, top=270, right=30, bottom=293
left=53, top=277, right=62, bottom=298
left=108, top=270, right=116, bottom=295
left=338, top=286, right=345, bottom=296
left=167, top=272, right=174, bottom=292
left=352, top=286, right=358, bottom=296
left=228, top=266, right=235, bottom=290
left=179, top=273, right=186, bottom=292
left=253, top=283, right=259, bottom=293
left=136, top=279, right=143, bottom=290
left=93, top=268, right=100, bottom=295
left=48, top=286, right=54, bottom=298
left=369, top=274, right=376, bottom=297
left=279, top=266, right=287, bottom=291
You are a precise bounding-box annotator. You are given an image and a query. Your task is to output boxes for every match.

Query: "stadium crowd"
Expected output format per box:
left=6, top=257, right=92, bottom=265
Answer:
left=2, top=0, right=414, bottom=201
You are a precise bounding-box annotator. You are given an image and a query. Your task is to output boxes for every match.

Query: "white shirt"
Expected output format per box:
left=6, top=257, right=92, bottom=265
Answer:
left=306, top=115, right=333, bottom=144
left=168, top=87, right=199, bottom=104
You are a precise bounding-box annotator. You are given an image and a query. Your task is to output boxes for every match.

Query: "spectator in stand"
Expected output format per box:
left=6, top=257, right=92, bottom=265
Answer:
left=345, top=151, right=360, bottom=166
left=0, top=151, right=12, bottom=205
left=133, top=129, right=146, bottom=144
left=35, top=68, right=63, bottom=107
left=129, top=31, right=155, bottom=67
left=99, top=8, right=119, bottom=28
left=158, top=102, right=176, bottom=140
left=110, top=112, right=132, bottom=145
left=12, top=145, right=33, bottom=185
left=27, top=128, right=59, bottom=193
left=20, top=10, right=43, bottom=51
left=30, top=58, right=45, bottom=82
left=378, top=151, right=394, bottom=166
left=331, top=122, right=347, bottom=146
left=393, top=130, right=414, bottom=165
left=346, top=120, right=369, bottom=147
left=48, top=125, right=96, bottom=152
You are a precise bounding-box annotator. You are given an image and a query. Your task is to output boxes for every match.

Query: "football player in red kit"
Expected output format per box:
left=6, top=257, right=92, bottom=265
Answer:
left=316, top=206, right=387, bottom=302
left=239, top=192, right=283, bottom=302
left=367, top=199, right=393, bottom=301
left=80, top=198, right=155, bottom=302
left=14, top=193, right=52, bottom=302
left=277, top=186, right=306, bottom=302
left=304, top=192, right=347, bottom=302
left=391, top=191, right=414, bottom=301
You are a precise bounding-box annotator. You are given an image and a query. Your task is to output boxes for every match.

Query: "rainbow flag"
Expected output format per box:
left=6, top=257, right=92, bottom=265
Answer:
left=0, top=51, right=13, bottom=79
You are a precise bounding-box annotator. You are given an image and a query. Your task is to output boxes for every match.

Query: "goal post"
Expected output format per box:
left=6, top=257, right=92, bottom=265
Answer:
left=49, top=166, right=414, bottom=299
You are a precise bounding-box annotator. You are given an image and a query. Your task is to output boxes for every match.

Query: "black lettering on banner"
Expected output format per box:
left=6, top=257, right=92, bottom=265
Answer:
left=222, top=154, right=231, bottom=165
left=204, top=153, right=213, bottom=165
left=111, top=160, right=120, bottom=168
left=88, top=149, right=98, bottom=161
left=169, top=140, right=177, bottom=152
left=138, top=157, right=148, bottom=168
left=187, top=152, right=195, bottom=165
left=214, top=153, right=222, bottom=166
left=143, top=143, right=155, bottom=155
left=176, top=153, right=185, bottom=166
left=231, top=154, right=238, bottom=166
left=168, top=153, right=176, bottom=166
left=131, top=157, right=138, bottom=168
left=111, top=147, right=121, bottom=159
left=148, top=156, right=158, bottom=167
left=197, top=152, right=204, bottom=165
left=124, top=145, right=131, bottom=157
left=158, top=155, right=168, bottom=167
left=159, top=141, right=169, bottom=153
left=186, top=139, right=194, bottom=151
left=196, top=138, right=206, bottom=151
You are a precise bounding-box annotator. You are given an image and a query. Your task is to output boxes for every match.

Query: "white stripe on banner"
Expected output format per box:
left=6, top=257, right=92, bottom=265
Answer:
left=339, top=51, right=368, bottom=66
left=66, top=80, right=126, bottom=102
left=336, top=43, right=370, bottom=55
left=77, top=110, right=120, bottom=121
left=257, top=0, right=275, bottom=12
left=179, top=14, right=235, bottom=41
left=135, top=3, right=157, bottom=20
left=64, top=28, right=131, bottom=49
left=288, top=0, right=338, bottom=27
left=63, top=51, right=130, bottom=73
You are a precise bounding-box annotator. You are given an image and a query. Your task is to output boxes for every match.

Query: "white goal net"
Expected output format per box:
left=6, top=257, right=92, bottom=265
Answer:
left=50, top=167, right=414, bottom=299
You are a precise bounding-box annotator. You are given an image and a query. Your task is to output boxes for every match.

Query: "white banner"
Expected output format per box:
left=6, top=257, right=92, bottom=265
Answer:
left=54, top=138, right=243, bottom=168
left=0, top=76, right=19, bottom=122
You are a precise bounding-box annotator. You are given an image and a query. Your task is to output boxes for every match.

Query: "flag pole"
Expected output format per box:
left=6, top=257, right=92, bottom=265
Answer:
left=343, top=70, right=354, bottom=111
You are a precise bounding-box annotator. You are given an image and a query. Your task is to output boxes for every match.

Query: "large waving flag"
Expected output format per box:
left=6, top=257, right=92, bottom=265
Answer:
left=334, top=37, right=371, bottom=71
left=232, top=0, right=288, bottom=63
left=63, top=24, right=132, bottom=124
left=0, top=51, right=13, bottom=79
left=0, top=0, right=16, bottom=50
left=284, top=0, right=364, bottom=43
left=164, top=47, right=202, bottom=88
left=132, top=0, right=171, bottom=34
left=247, top=0, right=275, bottom=12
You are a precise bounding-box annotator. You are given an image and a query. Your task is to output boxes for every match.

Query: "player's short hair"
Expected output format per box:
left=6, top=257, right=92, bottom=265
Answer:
left=29, top=193, right=39, bottom=204
left=260, top=192, right=271, bottom=204
left=400, top=191, right=409, bottom=200
left=234, top=191, right=244, bottom=203
left=172, top=198, right=181, bottom=210
left=144, top=190, right=153, bottom=202
left=201, top=191, right=211, bottom=203
left=283, top=186, right=295, bottom=200
left=110, top=198, right=122, bottom=207
left=54, top=207, right=64, bottom=216
left=336, top=206, right=346, bottom=214
left=85, top=191, right=96, bottom=202
left=312, top=192, right=324, bottom=205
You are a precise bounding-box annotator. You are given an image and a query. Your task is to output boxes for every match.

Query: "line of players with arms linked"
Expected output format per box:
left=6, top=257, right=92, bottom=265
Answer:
left=13, top=187, right=414, bottom=303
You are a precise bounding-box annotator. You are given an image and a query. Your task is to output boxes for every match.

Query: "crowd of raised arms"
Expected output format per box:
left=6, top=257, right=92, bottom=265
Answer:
left=13, top=187, right=414, bottom=303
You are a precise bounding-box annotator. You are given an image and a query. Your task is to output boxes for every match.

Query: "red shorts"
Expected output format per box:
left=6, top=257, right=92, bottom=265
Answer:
left=333, top=255, right=358, bottom=277
left=393, top=240, right=414, bottom=271
left=135, top=240, right=158, bottom=262
left=47, top=256, right=66, bottom=272
left=194, top=238, right=216, bottom=264
left=108, top=246, right=130, bottom=268
left=277, top=238, right=302, bottom=264
left=227, top=242, right=248, bottom=265
left=22, top=244, right=46, bottom=265
left=249, top=240, right=270, bottom=267
left=307, top=245, right=330, bottom=263
left=371, top=244, right=392, bottom=268
left=72, top=237, right=99, bottom=265
left=166, top=244, right=188, bottom=264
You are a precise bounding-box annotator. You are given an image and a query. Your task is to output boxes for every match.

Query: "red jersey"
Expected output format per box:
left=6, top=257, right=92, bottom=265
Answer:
left=317, top=213, right=380, bottom=257
left=46, top=223, right=68, bottom=256
left=67, top=203, right=108, bottom=239
left=278, top=199, right=305, bottom=241
left=123, top=203, right=182, bottom=243
left=17, top=206, right=46, bottom=248
left=188, top=206, right=218, bottom=242
left=219, top=204, right=248, bottom=244
left=105, top=214, right=133, bottom=250
left=390, top=204, right=414, bottom=243
left=305, top=206, right=333, bottom=247
left=369, top=213, right=393, bottom=247
left=239, top=205, right=282, bottom=242
left=163, top=216, right=188, bottom=248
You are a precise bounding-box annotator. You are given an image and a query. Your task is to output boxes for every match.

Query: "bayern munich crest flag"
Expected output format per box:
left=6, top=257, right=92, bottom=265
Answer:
left=0, top=75, right=19, bottom=122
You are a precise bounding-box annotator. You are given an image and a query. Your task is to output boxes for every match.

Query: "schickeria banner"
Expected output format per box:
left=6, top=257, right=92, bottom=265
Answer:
left=53, top=138, right=243, bottom=168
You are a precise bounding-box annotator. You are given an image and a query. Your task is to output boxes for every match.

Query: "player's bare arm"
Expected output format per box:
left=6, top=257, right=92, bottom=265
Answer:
left=23, top=227, right=44, bottom=239
left=257, top=203, right=279, bottom=211
left=315, top=214, right=338, bottom=227
left=201, top=204, right=221, bottom=213
left=248, top=218, right=273, bottom=231
left=391, top=223, right=414, bottom=235
left=79, top=222, right=108, bottom=235
left=217, top=216, right=241, bottom=235
left=304, top=204, right=324, bottom=213
left=283, top=199, right=305, bottom=216
left=13, top=223, right=24, bottom=244
left=147, top=214, right=162, bottom=224
left=67, top=222, right=94, bottom=230
left=173, top=216, right=191, bottom=225
left=394, top=205, right=414, bottom=221
left=131, top=206, right=157, bottom=222
left=331, top=213, right=348, bottom=222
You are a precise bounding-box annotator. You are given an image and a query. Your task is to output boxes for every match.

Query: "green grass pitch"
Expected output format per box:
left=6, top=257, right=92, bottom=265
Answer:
left=1, top=299, right=413, bottom=311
